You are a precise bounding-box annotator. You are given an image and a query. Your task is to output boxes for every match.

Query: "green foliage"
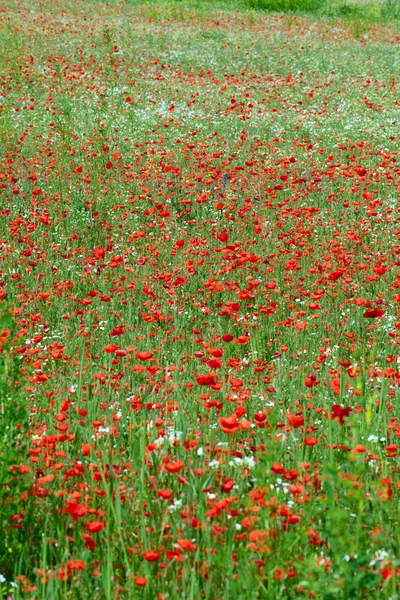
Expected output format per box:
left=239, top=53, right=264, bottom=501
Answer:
left=243, top=0, right=323, bottom=13
left=86, top=0, right=400, bottom=21
left=238, top=0, right=400, bottom=22
left=383, top=0, right=400, bottom=19
left=322, top=0, right=396, bottom=23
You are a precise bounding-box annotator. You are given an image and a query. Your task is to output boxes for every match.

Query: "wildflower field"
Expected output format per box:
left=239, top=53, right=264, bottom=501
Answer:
left=1, top=0, right=400, bottom=597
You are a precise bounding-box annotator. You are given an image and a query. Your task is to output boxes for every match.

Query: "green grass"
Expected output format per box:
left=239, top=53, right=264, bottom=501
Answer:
left=76, top=0, right=400, bottom=22
left=1, top=0, right=400, bottom=598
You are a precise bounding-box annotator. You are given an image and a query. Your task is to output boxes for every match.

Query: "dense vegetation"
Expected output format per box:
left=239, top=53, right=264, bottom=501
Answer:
left=1, top=0, right=400, bottom=597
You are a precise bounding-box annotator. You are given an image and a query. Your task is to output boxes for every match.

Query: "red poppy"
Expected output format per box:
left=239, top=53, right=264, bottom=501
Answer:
left=176, top=539, right=196, bottom=551
left=305, top=374, right=319, bottom=388
left=85, top=520, right=106, bottom=533
left=81, top=444, right=91, bottom=456
left=136, top=351, right=153, bottom=360
left=66, top=503, right=87, bottom=521
left=218, top=414, right=240, bottom=434
left=164, top=461, right=184, bottom=474
left=385, top=444, right=398, bottom=457
left=271, top=463, right=285, bottom=475
left=287, top=414, right=304, bottom=428
left=221, top=478, right=235, bottom=493
left=196, top=373, right=217, bottom=386
left=331, top=405, right=352, bottom=425
left=363, top=308, right=385, bottom=318
left=110, top=326, right=125, bottom=336
left=67, top=560, right=86, bottom=572
left=304, top=437, right=318, bottom=447
left=221, top=334, right=234, bottom=342
left=157, top=489, right=173, bottom=500
left=103, top=344, right=119, bottom=354
left=143, top=551, right=160, bottom=562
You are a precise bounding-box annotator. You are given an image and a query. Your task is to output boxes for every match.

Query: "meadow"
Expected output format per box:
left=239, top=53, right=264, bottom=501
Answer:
left=1, top=0, right=400, bottom=597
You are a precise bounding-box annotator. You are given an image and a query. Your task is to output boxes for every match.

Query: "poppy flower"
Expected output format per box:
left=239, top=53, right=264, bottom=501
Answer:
left=363, top=308, right=385, bottom=318
left=29, top=485, right=50, bottom=498
left=287, top=514, right=301, bottom=525
left=136, top=351, right=153, bottom=360
left=143, top=551, right=160, bottom=562
left=67, top=560, right=87, bottom=572
left=110, top=326, right=125, bottom=336
left=287, top=414, right=304, bottom=428
left=218, top=414, right=240, bottom=434
left=221, top=333, right=234, bottom=342
left=196, top=373, right=217, bottom=386
left=385, top=444, right=398, bottom=457
left=176, top=539, right=196, bottom=551
left=305, top=375, right=319, bottom=388
left=81, top=444, right=91, bottom=456
left=304, top=437, right=318, bottom=447
left=85, top=520, right=106, bottom=533
left=164, top=461, right=184, bottom=474
left=103, top=344, right=119, bottom=354
left=221, top=478, right=235, bottom=493
left=157, top=489, right=173, bottom=500
left=271, top=463, right=285, bottom=475
left=331, top=405, right=352, bottom=425
left=65, top=503, right=87, bottom=521
left=308, top=529, right=324, bottom=546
